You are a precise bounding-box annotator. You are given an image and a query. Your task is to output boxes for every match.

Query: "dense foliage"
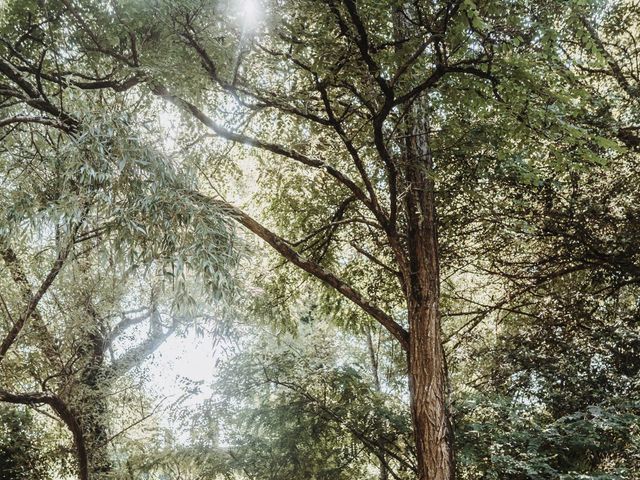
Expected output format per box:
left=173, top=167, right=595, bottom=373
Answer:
left=0, top=0, right=638, bottom=479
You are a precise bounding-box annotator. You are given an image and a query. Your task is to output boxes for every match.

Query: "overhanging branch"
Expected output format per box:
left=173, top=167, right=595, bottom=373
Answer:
left=197, top=194, right=410, bottom=350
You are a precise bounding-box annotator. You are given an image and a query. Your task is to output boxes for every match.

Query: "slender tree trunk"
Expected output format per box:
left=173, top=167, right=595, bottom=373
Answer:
left=366, top=325, right=389, bottom=480
left=402, top=102, right=455, bottom=480
left=82, top=351, right=111, bottom=478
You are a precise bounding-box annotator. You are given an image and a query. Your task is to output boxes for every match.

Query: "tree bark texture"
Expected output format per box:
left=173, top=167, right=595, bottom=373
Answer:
left=403, top=104, right=455, bottom=480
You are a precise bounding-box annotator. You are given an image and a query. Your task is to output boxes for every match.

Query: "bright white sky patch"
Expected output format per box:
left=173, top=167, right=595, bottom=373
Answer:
left=145, top=331, right=217, bottom=404
left=236, top=0, right=262, bottom=31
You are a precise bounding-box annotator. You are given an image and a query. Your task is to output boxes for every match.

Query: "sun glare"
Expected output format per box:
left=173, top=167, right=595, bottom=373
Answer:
left=237, top=0, right=262, bottom=31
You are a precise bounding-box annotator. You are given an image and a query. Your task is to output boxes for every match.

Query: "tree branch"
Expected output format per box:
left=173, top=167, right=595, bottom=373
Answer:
left=197, top=194, right=410, bottom=350
left=0, top=246, right=65, bottom=368
left=580, top=16, right=638, bottom=99
left=151, top=83, right=382, bottom=219
left=0, top=226, right=80, bottom=364
left=0, top=389, right=88, bottom=480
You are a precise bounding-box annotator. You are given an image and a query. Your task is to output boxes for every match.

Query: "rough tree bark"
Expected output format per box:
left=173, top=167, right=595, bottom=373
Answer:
left=393, top=4, right=455, bottom=476
left=402, top=105, right=455, bottom=480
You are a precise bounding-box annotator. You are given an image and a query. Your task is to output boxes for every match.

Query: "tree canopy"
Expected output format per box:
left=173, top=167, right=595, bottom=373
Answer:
left=0, top=0, right=638, bottom=479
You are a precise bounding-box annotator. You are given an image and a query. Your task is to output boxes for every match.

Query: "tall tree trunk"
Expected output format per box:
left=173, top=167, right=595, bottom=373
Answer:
left=391, top=8, right=456, bottom=477
left=403, top=103, right=455, bottom=480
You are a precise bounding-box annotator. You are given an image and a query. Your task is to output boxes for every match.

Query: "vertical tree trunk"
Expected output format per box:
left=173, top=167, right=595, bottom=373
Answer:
left=79, top=302, right=112, bottom=478
left=403, top=103, right=455, bottom=480
left=407, top=299, right=453, bottom=480
left=366, top=325, right=389, bottom=480
left=82, top=350, right=111, bottom=478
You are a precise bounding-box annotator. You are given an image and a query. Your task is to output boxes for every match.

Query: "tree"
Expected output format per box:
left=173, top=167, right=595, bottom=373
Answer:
left=442, top=2, right=640, bottom=476
left=0, top=0, right=630, bottom=478
left=0, top=44, right=236, bottom=479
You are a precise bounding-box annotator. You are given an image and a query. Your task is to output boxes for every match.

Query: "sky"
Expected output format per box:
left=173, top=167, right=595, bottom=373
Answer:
left=144, top=331, right=218, bottom=404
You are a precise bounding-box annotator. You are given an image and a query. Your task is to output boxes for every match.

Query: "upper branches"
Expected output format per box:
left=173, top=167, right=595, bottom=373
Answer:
left=0, top=0, right=507, bottom=354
